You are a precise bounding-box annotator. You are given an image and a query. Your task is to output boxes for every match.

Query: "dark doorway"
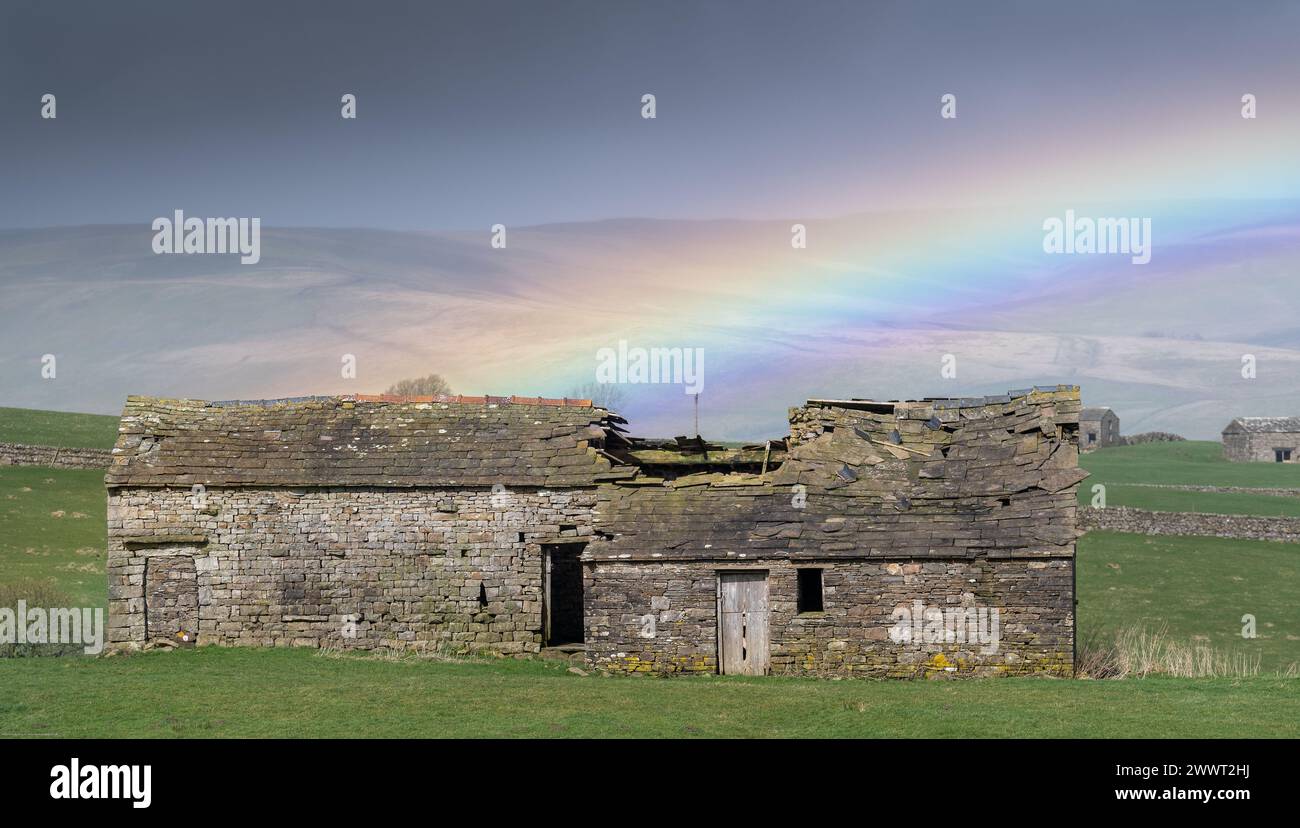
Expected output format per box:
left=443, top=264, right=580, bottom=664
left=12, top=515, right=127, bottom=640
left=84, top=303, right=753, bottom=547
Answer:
left=544, top=543, right=585, bottom=646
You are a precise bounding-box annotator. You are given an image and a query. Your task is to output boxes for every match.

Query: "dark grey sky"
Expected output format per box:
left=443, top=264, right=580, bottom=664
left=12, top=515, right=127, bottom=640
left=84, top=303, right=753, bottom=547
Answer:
left=1, top=0, right=1295, bottom=230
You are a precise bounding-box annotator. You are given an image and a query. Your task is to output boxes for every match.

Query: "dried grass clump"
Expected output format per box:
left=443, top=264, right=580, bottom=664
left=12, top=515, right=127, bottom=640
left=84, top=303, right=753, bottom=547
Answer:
left=1077, top=626, right=1263, bottom=679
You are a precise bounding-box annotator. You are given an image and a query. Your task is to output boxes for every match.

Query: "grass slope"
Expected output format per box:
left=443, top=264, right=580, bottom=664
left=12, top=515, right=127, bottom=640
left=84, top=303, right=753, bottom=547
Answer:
left=0, top=406, right=119, bottom=450
left=1079, top=441, right=1300, bottom=514
left=0, top=466, right=107, bottom=607
left=1077, top=484, right=1300, bottom=516
left=0, top=648, right=1295, bottom=738
left=1081, top=440, right=1300, bottom=488
left=1077, top=531, right=1300, bottom=674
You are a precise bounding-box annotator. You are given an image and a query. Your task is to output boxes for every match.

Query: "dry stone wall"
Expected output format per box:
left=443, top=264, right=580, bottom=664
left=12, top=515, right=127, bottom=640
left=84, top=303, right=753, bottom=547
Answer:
left=1080, top=506, right=1300, bottom=542
left=0, top=442, right=113, bottom=468
left=108, top=486, right=595, bottom=651
left=1118, top=483, right=1300, bottom=497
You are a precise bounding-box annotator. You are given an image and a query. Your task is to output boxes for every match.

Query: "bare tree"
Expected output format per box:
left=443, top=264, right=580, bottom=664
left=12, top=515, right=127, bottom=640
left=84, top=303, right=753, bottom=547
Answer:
left=569, top=382, right=627, bottom=412
left=384, top=374, right=452, bottom=397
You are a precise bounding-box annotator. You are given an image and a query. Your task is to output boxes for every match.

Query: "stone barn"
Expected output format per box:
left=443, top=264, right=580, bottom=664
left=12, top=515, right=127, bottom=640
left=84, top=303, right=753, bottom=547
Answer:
left=1222, top=417, right=1300, bottom=462
left=106, top=386, right=1086, bottom=678
left=1078, top=406, right=1120, bottom=452
left=105, top=395, right=620, bottom=654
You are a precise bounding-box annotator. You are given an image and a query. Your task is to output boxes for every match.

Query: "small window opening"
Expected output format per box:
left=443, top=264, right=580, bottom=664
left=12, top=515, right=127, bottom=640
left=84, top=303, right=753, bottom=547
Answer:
left=477, top=582, right=488, bottom=607
left=796, top=568, right=824, bottom=614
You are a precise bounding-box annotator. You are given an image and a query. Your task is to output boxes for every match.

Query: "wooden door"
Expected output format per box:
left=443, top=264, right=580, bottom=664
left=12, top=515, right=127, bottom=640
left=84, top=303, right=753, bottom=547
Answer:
left=719, top=571, right=769, bottom=675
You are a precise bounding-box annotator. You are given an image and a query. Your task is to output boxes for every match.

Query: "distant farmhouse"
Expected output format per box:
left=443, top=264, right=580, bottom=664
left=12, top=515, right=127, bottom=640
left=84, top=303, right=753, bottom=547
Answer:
left=1078, top=406, right=1120, bottom=452
left=106, top=387, right=1086, bottom=678
left=1222, top=417, right=1300, bottom=463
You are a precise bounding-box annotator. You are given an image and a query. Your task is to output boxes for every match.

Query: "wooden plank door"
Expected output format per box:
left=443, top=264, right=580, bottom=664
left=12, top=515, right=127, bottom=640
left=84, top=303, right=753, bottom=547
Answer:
left=719, top=571, right=770, bottom=675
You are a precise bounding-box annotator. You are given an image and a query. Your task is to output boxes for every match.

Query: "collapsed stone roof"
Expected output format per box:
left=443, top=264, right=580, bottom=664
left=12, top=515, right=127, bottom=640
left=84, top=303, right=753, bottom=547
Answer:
left=106, top=395, right=629, bottom=489
left=586, top=386, right=1086, bottom=562
left=1223, top=416, right=1300, bottom=434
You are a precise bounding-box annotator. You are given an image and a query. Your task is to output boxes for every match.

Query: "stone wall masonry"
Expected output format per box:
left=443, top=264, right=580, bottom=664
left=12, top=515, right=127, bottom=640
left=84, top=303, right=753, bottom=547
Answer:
left=107, top=486, right=596, bottom=652
left=1119, top=483, right=1300, bottom=497
left=1080, top=506, right=1300, bottom=543
left=0, top=442, right=113, bottom=469
left=103, top=388, right=1081, bottom=678
left=585, top=558, right=1074, bottom=677
left=1222, top=431, right=1300, bottom=463
left=145, top=554, right=199, bottom=641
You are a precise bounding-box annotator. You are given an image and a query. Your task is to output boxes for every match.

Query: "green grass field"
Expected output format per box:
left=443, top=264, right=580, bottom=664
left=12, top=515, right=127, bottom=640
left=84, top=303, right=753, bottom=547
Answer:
left=1079, top=440, right=1300, bottom=515
left=0, top=466, right=107, bottom=607
left=1078, top=531, right=1300, bottom=673
left=0, top=647, right=1295, bottom=738
left=1, top=412, right=1298, bottom=738
left=0, top=406, right=119, bottom=449
left=1077, top=483, right=1300, bottom=516
left=1081, top=440, right=1300, bottom=488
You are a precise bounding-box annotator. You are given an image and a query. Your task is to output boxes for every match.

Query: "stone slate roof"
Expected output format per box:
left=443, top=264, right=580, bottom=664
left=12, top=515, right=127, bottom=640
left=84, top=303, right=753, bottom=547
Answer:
left=106, top=395, right=625, bottom=489
left=586, top=386, right=1085, bottom=562
left=1223, top=416, right=1300, bottom=435
left=1079, top=407, right=1114, bottom=421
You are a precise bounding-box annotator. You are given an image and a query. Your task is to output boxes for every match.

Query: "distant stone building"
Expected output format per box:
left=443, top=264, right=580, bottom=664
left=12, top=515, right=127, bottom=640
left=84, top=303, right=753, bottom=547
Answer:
left=1222, top=417, right=1300, bottom=462
left=1078, top=407, right=1120, bottom=452
left=106, top=386, right=1086, bottom=678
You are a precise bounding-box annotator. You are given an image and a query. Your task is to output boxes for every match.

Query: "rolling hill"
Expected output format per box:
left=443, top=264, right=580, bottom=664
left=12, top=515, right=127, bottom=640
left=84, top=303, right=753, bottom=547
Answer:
left=2, top=199, right=1300, bottom=439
